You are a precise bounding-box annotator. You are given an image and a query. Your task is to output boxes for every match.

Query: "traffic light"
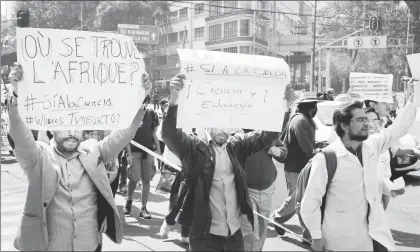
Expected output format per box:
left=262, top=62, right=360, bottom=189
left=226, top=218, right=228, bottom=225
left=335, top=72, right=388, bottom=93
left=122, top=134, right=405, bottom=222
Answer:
left=369, top=16, right=379, bottom=32
left=17, top=10, right=30, bottom=27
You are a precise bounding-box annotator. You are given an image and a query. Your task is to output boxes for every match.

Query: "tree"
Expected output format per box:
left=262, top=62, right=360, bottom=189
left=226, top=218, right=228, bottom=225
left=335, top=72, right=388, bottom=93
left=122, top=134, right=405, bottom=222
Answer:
left=1, top=15, right=17, bottom=56
left=92, top=1, right=170, bottom=31
left=318, top=1, right=409, bottom=93
left=404, top=1, right=420, bottom=54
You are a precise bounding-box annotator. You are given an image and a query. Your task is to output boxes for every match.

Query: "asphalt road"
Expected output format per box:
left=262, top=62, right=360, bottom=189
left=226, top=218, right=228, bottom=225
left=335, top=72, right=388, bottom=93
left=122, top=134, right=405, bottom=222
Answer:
left=1, top=151, right=420, bottom=251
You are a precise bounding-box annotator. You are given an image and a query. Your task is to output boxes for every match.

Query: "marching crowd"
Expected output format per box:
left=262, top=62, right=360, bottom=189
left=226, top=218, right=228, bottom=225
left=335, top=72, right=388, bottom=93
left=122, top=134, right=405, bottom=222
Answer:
left=3, top=63, right=420, bottom=252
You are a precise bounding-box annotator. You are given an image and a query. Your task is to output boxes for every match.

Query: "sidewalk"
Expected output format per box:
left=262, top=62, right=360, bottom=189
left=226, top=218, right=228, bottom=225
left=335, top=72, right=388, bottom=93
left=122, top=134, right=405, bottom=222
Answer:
left=1, top=151, right=309, bottom=251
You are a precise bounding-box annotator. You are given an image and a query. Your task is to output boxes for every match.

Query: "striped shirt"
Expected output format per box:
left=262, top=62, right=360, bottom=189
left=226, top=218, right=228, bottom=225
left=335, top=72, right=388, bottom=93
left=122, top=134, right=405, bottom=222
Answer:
left=46, top=144, right=100, bottom=251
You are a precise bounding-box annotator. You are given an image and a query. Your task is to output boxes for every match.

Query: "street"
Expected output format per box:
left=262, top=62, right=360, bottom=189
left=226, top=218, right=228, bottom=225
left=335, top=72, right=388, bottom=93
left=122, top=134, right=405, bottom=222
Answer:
left=2, top=151, right=420, bottom=251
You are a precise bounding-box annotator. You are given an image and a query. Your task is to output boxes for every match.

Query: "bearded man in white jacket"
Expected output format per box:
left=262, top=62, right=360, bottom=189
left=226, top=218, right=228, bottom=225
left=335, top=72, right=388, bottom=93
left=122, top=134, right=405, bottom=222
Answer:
left=301, top=92, right=417, bottom=251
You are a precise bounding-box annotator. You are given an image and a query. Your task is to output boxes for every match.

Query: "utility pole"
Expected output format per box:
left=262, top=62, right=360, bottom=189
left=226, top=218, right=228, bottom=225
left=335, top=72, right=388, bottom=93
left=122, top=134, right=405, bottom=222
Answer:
left=405, top=10, right=411, bottom=104
left=310, top=0, right=317, bottom=91
left=80, top=1, right=83, bottom=31
left=318, top=49, right=322, bottom=92
left=253, top=10, right=257, bottom=54
left=190, top=1, right=193, bottom=49
left=183, top=25, right=187, bottom=49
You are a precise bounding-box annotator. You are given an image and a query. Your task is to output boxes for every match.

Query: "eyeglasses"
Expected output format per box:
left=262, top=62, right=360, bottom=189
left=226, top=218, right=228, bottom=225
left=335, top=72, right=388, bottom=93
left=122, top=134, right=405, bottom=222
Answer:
left=350, top=117, right=368, bottom=124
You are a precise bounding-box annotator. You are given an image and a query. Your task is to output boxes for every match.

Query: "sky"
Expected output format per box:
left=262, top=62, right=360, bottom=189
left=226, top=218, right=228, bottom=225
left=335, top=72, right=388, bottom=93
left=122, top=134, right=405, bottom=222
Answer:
left=1, top=1, right=14, bottom=18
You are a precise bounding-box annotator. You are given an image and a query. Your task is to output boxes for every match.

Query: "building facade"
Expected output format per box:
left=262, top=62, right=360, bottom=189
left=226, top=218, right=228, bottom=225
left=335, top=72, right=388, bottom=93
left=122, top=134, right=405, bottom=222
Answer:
left=150, top=0, right=313, bottom=86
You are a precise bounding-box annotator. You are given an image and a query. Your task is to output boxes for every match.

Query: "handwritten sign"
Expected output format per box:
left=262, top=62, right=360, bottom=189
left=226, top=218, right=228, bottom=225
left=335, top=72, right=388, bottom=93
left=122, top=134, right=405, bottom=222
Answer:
left=176, top=49, right=290, bottom=132
left=406, top=53, right=420, bottom=107
left=349, top=72, right=393, bottom=103
left=16, top=28, right=146, bottom=130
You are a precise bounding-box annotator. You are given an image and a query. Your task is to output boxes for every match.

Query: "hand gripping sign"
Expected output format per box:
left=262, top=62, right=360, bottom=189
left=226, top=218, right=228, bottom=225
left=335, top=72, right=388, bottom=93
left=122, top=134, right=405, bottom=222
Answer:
left=16, top=28, right=147, bottom=130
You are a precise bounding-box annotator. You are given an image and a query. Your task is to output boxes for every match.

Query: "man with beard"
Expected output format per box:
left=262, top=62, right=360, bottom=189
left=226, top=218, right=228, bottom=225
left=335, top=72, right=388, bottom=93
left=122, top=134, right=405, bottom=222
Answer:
left=272, top=93, right=321, bottom=243
left=301, top=94, right=417, bottom=251
left=6, top=64, right=152, bottom=251
left=161, top=73, right=289, bottom=251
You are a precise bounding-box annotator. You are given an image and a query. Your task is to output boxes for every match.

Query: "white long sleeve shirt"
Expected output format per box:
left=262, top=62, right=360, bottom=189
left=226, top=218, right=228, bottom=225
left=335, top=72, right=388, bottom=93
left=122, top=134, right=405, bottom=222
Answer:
left=301, top=101, right=417, bottom=251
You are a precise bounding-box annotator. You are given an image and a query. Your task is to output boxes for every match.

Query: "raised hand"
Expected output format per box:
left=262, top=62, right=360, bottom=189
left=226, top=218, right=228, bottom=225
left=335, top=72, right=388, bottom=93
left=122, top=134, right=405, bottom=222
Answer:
left=8, top=63, right=23, bottom=96
left=169, top=73, right=186, bottom=106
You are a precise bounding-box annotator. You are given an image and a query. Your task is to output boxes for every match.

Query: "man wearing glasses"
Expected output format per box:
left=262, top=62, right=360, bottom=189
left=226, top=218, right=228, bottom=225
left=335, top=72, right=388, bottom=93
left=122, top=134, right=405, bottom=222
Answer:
left=300, top=92, right=417, bottom=251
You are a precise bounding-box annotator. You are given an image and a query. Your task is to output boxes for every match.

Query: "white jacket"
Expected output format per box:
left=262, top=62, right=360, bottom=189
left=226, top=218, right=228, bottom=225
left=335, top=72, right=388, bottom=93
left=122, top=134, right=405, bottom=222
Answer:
left=301, top=101, right=417, bottom=251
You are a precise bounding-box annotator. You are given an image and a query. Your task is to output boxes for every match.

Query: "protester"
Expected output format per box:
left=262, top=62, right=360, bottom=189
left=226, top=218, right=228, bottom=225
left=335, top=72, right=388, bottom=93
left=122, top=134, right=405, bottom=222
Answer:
left=301, top=93, right=417, bottom=251
left=318, top=88, right=335, bottom=101
left=124, top=95, right=161, bottom=220
left=6, top=63, right=152, bottom=251
left=161, top=73, right=292, bottom=252
left=364, top=108, right=414, bottom=210
left=158, top=131, right=191, bottom=244
left=241, top=138, right=288, bottom=251
left=117, top=145, right=131, bottom=194
left=157, top=98, right=169, bottom=170
left=272, top=92, right=321, bottom=243
left=364, top=99, right=393, bottom=128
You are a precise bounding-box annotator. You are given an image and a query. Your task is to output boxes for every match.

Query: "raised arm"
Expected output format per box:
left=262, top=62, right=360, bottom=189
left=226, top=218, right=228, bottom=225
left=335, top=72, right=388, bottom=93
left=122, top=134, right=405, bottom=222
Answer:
left=371, top=94, right=417, bottom=155
left=99, top=73, right=153, bottom=163
left=6, top=64, right=41, bottom=177
left=161, top=74, right=194, bottom=163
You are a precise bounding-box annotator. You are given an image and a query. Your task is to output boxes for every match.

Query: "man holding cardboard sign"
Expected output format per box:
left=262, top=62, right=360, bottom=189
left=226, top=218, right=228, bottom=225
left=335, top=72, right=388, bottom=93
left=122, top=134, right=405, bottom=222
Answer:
left=161, top=72, right=295, bottom=251
left=6, top=63, right=152, bottom=251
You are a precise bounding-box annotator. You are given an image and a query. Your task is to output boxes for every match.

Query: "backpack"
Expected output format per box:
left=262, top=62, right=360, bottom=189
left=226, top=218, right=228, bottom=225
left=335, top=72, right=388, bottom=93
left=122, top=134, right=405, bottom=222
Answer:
left=295, top=147, right=337, bottom=225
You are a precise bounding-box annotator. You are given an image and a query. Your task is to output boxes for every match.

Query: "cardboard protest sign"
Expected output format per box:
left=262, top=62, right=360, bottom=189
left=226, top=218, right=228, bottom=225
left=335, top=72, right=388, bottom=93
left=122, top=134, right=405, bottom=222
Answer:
left=349, top=72, right=393, bottom=103
left=406, top=53, right=420, bottom=107
left=16, top=28, right=146, bottom=130
left=176, top=49, right=290, bottom=132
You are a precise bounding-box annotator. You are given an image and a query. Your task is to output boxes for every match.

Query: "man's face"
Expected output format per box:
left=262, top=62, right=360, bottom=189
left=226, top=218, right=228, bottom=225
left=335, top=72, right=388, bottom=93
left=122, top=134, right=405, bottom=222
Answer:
left=328, top=91, right=334, bottom=98
left=207, top=128, right=232, bottom=145
left=366, top=112, right=382, bottom=135
left=375, top=102, right=390, bottom=117
left=344, top=108, right=369, bottom=141
left=53, top=130, right=83, bottom=153
left=161, top=103, right=168, bottom=113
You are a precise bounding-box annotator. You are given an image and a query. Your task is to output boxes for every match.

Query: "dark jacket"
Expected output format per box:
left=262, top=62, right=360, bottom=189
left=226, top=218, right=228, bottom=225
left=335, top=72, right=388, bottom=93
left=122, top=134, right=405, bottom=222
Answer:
left=161, top=105, right=280, bottom=236
left=284, top=113, right=316, bottom=173
left=244, top=140, right=287, bottom=191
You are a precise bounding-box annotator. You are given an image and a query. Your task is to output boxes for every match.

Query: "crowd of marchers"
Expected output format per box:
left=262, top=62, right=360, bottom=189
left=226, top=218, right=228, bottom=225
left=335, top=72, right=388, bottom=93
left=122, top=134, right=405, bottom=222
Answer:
left=3, top=63, right=419, bottom=252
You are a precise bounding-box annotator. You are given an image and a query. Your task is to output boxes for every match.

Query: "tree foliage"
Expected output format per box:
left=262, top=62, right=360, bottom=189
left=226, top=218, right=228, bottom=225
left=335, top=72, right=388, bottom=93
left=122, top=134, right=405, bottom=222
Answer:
left=92, top=1, right=170, bottom=31
left=404, top=0, right=420, bottom=54
left=318, top=1, right=409, bottom=92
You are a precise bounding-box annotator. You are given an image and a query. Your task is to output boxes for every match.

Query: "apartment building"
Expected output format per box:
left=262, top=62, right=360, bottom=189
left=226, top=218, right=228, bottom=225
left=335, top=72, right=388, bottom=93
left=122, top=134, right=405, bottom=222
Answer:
left=151, top=1, right=314, bottom=85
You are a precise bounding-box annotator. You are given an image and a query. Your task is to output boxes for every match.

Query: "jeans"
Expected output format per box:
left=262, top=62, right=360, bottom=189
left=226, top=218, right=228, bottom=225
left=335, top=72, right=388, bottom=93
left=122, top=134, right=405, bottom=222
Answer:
left=241, top=182, right=275, bottom=251
left=273, top=171, right=310, bottom=239
left=189, top=230, right=244, bottom=252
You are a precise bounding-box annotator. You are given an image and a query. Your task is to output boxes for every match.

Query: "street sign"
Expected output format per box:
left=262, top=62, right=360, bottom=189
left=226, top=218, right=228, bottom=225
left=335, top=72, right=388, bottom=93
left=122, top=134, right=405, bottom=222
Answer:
left=347, top=36, right=387, bottom=49
left=117, top=24, right=159, bottom=44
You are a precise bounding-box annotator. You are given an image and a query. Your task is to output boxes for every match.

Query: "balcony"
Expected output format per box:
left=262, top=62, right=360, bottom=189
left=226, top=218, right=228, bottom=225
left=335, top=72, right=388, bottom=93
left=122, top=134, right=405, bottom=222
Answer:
left=205, top=9, right=254, bottom=22
left=205, top=36, right=268, bottom=47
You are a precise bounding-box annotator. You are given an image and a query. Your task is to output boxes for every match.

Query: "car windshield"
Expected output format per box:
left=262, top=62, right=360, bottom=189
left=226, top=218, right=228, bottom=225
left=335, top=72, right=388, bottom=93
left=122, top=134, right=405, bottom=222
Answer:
left=317, top=101, right=344, bottom=126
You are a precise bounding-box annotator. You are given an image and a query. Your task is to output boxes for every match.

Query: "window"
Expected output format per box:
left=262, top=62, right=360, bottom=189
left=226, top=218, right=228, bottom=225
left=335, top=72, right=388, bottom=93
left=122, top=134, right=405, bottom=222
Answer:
left=239, top=19, right=250, bottom=36
left=194, top=27, right=205, bottom=39
left=209, top=24, right=222, bottom=41
left=209, top=1, right=222, bottom=16
left=223, top=47, right=238, bottom=53
left=157, top=55, right=167, bottom=65
left=239, top=46, right=250, bottom=54
left=194, top=3, right=205, bottom=15
left=159, top=34, right=167, bottom=44
left=179, top=30, right=188, bottom=41
left=224, top=1, right=238, bottom=13
left=224, top=20, right=238, bottom=39
left=179, top=7, right=188, bottom=19
left=168, top=32, right=178, bottom=43
left=169, top=11, right=178, bottom=22
left=257, top=24, right=267, bottom=41
left=258, top=1, right=267, bottom=11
